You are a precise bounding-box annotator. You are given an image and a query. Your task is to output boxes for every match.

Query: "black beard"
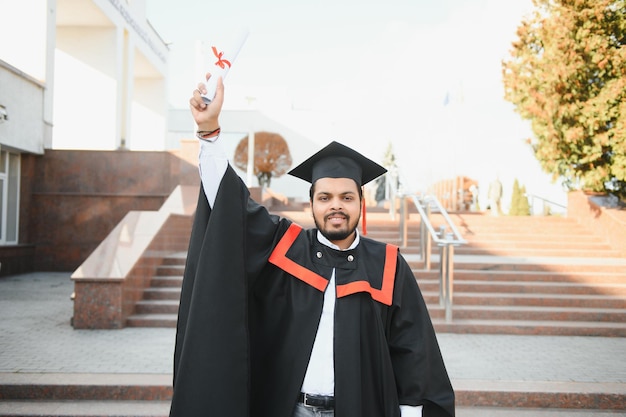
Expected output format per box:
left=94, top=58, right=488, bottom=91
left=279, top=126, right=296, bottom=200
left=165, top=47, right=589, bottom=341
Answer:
left=314, top=211, right=357, bottom=242
left=321, top=228, right=354, bottom=242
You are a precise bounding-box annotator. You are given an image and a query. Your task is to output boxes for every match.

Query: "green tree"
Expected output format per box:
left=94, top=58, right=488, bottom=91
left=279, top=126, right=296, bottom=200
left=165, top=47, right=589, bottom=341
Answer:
left=502, top=0, right=626, bottom=199
left=509, top=179, right=531, bottom=216
left=519, top=185, right=531, bottom=216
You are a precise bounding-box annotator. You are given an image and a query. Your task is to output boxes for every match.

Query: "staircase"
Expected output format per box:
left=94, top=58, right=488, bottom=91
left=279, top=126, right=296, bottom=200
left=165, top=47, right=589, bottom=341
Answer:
left=2, top=211, right=626, bottom=416
left=126, top=254, right=185, bottom=328
left=126, top=212, right=626, bottom=337
left=400, top=214, right=626, bottom=336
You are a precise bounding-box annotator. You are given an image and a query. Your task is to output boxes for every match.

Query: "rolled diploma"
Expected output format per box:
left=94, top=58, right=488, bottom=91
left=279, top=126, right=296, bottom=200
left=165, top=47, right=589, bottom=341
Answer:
left=199, top=28, right=249, bottom=103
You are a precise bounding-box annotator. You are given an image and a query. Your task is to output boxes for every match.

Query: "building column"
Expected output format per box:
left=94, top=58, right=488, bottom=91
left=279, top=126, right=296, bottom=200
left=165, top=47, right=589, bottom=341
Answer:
left=115, top=27, right=135, bottom=150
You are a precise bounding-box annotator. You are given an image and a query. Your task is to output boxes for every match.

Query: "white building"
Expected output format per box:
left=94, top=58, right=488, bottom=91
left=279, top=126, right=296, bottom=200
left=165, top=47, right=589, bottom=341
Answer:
left=0, top=0, right=169, bottom=246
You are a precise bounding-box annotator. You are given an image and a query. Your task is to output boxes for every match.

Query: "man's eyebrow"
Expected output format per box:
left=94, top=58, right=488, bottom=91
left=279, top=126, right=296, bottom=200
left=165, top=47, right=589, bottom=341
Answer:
left=315, top=190, right=357, bottom=196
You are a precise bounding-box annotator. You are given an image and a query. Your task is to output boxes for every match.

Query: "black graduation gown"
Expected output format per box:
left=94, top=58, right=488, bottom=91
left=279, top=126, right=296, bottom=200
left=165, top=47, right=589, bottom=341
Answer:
left=170, top=165, right=455, bottom=417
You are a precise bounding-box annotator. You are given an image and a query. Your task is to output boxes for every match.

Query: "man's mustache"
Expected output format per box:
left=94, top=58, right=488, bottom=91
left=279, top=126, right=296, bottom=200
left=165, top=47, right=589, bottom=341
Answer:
left=325, top=211, right=349, bottom=221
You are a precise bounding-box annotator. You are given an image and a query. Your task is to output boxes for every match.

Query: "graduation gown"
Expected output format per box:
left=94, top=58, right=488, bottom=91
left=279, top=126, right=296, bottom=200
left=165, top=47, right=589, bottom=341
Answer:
left=170, top=165, right=455, bottom=417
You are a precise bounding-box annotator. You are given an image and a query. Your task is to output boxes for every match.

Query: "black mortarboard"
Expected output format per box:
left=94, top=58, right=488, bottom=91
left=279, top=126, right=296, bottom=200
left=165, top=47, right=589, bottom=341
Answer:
left=288, top=141, right=387, bottom=186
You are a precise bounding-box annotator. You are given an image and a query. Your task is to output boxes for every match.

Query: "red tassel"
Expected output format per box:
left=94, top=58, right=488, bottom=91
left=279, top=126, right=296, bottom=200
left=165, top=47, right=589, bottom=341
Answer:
left=361, top=188, right=367, bottom=236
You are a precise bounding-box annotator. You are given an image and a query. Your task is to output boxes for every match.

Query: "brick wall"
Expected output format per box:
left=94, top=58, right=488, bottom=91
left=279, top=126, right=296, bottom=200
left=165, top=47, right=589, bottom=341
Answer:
left=0, top=145, right=200, bottom=276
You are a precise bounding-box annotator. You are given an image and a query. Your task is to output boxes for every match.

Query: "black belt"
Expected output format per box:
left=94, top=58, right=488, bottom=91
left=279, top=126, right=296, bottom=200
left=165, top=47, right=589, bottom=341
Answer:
left=298, top=392, right=335, bottom=409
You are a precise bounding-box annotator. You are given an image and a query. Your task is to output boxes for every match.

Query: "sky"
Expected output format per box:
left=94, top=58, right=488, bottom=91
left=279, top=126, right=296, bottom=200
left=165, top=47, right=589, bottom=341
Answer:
left=145, top=0, right=568, bottom=210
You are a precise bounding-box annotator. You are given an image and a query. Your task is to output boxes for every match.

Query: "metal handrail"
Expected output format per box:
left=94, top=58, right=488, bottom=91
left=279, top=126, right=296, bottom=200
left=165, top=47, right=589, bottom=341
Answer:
left=399, top=194, right=466, bottom=322
left=525, top=193, right=567, bottom=215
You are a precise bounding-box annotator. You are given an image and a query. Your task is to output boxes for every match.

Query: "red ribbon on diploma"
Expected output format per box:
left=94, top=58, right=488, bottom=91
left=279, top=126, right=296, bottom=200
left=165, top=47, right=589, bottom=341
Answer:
left=212, top=46, right=232, bottom=69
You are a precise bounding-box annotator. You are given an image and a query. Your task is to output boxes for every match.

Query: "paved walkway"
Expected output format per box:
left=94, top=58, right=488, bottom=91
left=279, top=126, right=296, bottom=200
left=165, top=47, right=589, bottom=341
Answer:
left=1, top=272, right=625, bottom=415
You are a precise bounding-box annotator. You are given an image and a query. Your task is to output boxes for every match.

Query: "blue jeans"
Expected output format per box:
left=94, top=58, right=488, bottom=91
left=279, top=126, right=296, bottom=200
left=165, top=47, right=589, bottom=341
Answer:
left=292, top=402, right=334, bottom=417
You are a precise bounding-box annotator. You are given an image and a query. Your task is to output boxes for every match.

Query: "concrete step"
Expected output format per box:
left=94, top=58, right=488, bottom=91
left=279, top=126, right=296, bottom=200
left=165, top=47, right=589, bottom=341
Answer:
left=158, top=254, right=187, bottom=265
left=0, top=400, right=170, bottom=417
left=0, top=373, right=171, bottom=416
left=386, top=244, right=621, bottom=258
left=449, top=225, right=599, bottom=234
left=428, top=292, right=626, bottom=309
left=372, top=229, right=609, bottom=240
left=134, top=300, right=178, bottom=315
left=126, top=314, right=176, bottom=328
left=414, top=269, right=626, bottom=285
left=461, top=233, right=607, bottom=243
left=1, top=374, right=623, bottom=413
left=148, top=276, right=183, bottom=288
left=369, top=225, right=598, bottom=237
left=0, top=374, right=172, bottom=401
left=432, top=318, right=626, bottom=336
left=416, top=279, right=626, bottom=296
left=453, top=379, right=626, bottom=411
left=453, top=247, right=623, bottom=258
left=141, top=288, right=180, bottom=301
left=426, top=305, right=626, bottom=323
left=409, top=259, right=626, bottom=273
left=154, top=265, right=184, bottom=276
left=463, top=240, right=615, bottom=251
left=371, top=229, right=607, bottom=242
left=456, top=408, right=626, bottom=417
left=6, top=403, right=621, bottom=417
left=423, top=270, right=626, bottom=284
left=464, top=230, right=606, bottom=239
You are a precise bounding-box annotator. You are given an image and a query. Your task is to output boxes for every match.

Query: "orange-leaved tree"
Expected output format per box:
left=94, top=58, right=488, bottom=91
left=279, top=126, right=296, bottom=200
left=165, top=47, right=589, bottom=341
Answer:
left=234, top=131, right=292, bottom=188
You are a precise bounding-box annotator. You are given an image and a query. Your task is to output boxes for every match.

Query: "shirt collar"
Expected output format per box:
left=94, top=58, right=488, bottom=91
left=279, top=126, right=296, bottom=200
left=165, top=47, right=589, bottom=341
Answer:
left=316, top=229, right=360, bottom=251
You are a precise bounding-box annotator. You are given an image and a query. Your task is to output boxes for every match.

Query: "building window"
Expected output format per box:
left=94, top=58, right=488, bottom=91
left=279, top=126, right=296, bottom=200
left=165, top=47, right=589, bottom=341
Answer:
left=0, top=150, right=20, bottom=244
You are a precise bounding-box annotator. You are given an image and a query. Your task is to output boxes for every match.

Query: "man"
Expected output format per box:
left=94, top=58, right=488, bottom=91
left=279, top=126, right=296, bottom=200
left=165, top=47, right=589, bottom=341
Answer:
left=488, top=178, right=503, bottom=216
left=169, top=75, right=455, bottom=417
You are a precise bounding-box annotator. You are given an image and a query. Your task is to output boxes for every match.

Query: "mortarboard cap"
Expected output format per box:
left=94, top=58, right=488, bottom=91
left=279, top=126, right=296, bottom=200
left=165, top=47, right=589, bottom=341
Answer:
left=288, top=141, right=387, bottom=187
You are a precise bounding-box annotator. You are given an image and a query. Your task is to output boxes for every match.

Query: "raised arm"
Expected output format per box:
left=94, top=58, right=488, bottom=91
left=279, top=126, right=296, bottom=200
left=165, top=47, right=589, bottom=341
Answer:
left=191, top=74, right=228, bottom=207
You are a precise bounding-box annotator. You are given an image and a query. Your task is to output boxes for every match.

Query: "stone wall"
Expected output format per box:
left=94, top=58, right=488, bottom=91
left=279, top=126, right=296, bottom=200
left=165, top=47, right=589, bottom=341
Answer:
left=567, top=191, right=626, bottom=257
left=0, top=142, right=200, bottom=276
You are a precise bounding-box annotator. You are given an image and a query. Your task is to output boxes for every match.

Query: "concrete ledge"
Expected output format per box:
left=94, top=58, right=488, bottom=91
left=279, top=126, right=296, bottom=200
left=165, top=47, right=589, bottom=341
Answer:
left=568, top=191, right=626, bottom=257
left=71, top=186, right=198, bottom=329
left=454, top=379, right=626, bottom=409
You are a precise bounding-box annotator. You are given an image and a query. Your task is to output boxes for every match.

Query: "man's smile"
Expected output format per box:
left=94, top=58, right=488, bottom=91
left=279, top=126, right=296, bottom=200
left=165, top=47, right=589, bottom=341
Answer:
left=326, top=212, right=348, bottom=225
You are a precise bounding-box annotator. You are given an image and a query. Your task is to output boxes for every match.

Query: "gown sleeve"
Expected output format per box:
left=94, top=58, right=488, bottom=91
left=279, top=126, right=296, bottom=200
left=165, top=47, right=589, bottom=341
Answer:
left=388, top=256, right=455, bottom=417
left=169, top=143, right=288, bottom=417
left=198, top=139, right=228, bottom=208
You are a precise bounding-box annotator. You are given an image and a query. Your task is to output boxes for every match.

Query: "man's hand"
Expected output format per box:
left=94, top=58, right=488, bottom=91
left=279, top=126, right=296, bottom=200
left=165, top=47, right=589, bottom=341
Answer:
left=190, top=73, right=224, bottom=133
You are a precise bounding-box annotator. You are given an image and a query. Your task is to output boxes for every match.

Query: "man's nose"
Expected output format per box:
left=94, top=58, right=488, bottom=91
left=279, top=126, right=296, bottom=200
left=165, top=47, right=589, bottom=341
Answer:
left=330, top=198, right=343, bottom=210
